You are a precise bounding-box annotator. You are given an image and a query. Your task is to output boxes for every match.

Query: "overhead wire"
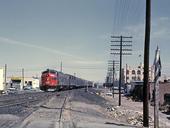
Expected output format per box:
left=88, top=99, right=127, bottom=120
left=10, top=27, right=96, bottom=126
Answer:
left=109, top=0, right=146, bottom=79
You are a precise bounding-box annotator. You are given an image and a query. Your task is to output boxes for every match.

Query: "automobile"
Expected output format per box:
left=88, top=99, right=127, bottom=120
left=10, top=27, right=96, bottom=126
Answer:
left=113, top=86, right=124, bottom=90
left=1, top=90, right=8, bottom=95
left=124, top=83, right=132, bottom=96
left=112, top=86, right=124, bottom=94
left=24, top=86, right=32, bottom=90
left=7, top=87, right=18, bottom=94
left=106, top=92, right=113, bottom=96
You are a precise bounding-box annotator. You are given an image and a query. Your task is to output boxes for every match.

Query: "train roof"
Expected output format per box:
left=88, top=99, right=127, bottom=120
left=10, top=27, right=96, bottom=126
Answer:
left=42, top=69, right=57, bottom=74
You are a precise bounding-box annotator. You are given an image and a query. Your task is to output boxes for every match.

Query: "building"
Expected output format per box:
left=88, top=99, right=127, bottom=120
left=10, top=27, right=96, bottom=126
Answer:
left=150, top=82, right=170, bottom=105
left=123, top=63, right=154, bottom=83
left=9, top=77, right=40, bottom=90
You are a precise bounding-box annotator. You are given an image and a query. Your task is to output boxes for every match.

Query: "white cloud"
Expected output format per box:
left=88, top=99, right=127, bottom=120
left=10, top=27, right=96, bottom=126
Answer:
left=157, top=17, right=170, bottom=23
left=119, top=17, right=170, bottom=76
left=162, top=62, right=170, bottom=68
left=73, top=60, right=104, bottom=65
left=0, top=37, right=84, bottom=60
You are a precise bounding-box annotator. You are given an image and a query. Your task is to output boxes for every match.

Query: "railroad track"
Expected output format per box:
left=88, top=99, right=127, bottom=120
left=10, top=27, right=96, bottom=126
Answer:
left=0, top=92, right=54, bottom=108
left=58, top=95, right=68, bottom=128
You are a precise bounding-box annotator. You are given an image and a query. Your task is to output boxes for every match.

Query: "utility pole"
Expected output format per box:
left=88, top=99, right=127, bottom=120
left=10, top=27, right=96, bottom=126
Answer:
left=22, top=68, right=24, bottom=90
left=60, top=61, right=63, bottom=72
left=143, top=0, right=151, bottom=127
left=111, top=36, right=132, bottom=106
left=126, top=64, right=128, bottom=84
left=108, top=60, right=119, bottom=98
left=4, top=64, right=7, bottom=90
left=112, top=60, right=115, bottom=97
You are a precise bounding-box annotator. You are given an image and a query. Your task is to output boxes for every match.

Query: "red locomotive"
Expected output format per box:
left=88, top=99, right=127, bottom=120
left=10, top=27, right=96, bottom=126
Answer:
left=40, top=69, right=58, bottom=91
left=40, top=69, right=92, bottom=91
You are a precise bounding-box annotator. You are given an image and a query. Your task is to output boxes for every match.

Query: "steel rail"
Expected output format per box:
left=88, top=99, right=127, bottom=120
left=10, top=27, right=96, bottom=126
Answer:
left=59, top=96, right=67, bottom=128
left=0, top=93, right=54, bottom=108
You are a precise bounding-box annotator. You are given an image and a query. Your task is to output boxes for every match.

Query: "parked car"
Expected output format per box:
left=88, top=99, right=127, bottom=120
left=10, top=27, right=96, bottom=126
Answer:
left=7, top=87, right=18, bottom=94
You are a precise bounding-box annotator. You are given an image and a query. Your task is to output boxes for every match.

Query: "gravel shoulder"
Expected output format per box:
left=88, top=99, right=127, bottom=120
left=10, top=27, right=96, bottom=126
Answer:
left=95, top=88, right=170, bottom=128
left=61, top=89, right=134, bottom=128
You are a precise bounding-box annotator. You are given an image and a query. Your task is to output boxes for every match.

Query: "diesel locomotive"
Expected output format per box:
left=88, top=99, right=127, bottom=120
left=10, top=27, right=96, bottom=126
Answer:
left=40, top=69, right=92, bottom=91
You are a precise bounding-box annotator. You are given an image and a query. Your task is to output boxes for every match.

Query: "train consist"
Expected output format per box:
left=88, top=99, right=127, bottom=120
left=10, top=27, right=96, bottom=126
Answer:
left=40, top=69, right=93, bottom=91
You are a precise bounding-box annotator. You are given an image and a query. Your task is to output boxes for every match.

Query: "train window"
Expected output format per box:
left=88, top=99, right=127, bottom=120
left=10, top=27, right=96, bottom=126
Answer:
left=42, top=71, right=48, bottom=74
left=42, top=69, right=56, bottom=74
left=49, top=71, right=56, bottom=74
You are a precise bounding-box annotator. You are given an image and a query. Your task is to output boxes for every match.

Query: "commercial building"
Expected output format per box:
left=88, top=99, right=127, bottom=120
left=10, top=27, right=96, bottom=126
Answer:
left=123, top=63, right=155, bottom=83
left=9, top=77, right=40, bottom=90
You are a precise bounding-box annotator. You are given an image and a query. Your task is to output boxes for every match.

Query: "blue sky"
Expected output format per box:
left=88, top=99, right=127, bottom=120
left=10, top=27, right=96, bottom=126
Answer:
left=0, top=0, right=169, bottom=82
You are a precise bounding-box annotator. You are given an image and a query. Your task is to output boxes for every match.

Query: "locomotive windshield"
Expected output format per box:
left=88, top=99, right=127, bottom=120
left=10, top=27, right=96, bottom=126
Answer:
left=42, top=69, right=57, bottom=74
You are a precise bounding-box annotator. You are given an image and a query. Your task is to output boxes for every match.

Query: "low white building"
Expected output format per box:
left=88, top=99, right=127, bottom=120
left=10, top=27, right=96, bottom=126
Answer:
left=10, top=77, right=40, bottom=90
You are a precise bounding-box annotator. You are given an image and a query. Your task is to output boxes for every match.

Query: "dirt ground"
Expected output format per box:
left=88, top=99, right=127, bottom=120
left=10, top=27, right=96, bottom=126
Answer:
left=97, top=88, right=170, bottom=128
left=1, top=88, right=169, bottom=128
left=14, top=89, right=134, bottom=128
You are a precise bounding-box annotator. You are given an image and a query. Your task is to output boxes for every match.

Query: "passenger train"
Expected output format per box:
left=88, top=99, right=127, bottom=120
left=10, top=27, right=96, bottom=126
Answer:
left=40, top=69, right=92, bottom=91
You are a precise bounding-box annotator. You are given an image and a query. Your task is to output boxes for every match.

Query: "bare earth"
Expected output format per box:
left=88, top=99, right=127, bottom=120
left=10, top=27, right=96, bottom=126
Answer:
left=98, top=88, right=170, bottom=128
left=14, top=89, right=134, bottom=128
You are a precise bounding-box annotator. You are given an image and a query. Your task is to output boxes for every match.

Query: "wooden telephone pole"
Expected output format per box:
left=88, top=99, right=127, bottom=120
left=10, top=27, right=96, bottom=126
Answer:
left=143, top=0, right=151, bottom=127
left=111, top=36, right=132, bottom=106
left=108, top=60, right=119, bottom=98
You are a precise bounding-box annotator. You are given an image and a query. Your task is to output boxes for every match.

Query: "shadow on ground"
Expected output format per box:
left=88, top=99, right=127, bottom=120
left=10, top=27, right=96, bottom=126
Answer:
left=40, top=105, right=87, bottom=114
left=105, top=122, right=136, bottom=127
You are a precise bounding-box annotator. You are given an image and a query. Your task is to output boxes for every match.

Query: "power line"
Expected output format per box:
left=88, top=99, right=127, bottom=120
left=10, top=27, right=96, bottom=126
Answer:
left=112, top=0, right=145, bottom=36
